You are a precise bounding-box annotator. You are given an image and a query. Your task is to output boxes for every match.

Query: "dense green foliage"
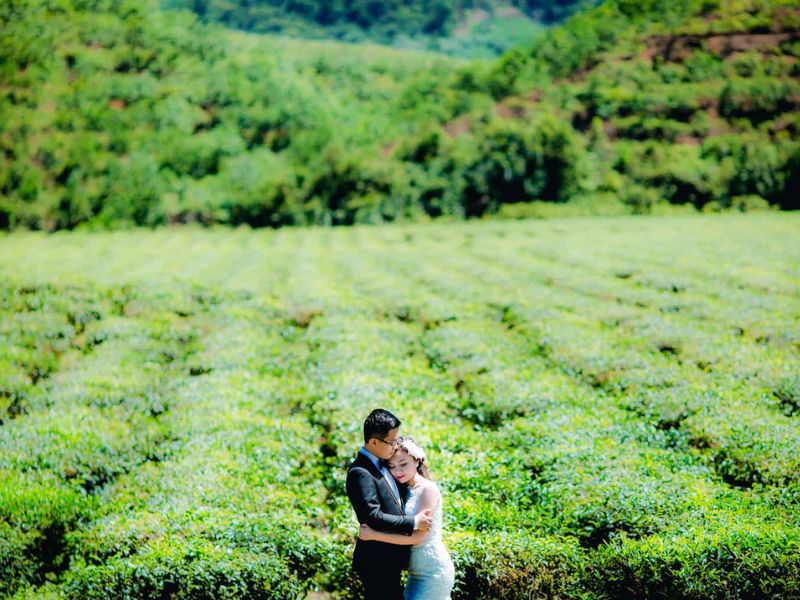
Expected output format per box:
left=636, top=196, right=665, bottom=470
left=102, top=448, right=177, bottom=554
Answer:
left=1, top=0, right=798, bottom=231
left=1, top=215, right=799, bottom=598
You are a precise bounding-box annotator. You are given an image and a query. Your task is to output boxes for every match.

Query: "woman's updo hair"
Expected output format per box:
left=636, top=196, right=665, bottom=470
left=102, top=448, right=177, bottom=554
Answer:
left=395, top=436, right=431, bottom=479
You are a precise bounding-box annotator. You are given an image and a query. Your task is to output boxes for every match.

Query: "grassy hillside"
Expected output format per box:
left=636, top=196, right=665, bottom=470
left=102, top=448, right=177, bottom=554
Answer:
left=1, top=215, right=799, bottom=598
left=0, top=0, right=798, bottom=231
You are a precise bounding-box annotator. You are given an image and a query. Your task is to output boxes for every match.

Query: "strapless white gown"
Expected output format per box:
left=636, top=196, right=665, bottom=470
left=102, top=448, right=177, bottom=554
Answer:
left=404, top=481, right=455, bottom=600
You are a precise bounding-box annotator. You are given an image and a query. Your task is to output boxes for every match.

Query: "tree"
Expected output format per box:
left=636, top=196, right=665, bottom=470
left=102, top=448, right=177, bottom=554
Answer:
left=457, top=115, right=585, bottom=217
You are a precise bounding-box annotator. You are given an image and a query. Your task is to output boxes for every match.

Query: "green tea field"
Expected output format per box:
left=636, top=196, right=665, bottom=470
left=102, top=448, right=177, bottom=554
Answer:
left=1, top=214, right=799, bottom=599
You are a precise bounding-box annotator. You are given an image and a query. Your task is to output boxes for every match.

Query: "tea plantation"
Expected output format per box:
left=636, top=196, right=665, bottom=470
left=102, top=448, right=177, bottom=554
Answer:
left=1, top=214, right=798, bottom=598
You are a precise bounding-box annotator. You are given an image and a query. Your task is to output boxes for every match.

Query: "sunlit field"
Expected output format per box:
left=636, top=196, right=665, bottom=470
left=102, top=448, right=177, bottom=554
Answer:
left=1, top=213, right=799, bottom=598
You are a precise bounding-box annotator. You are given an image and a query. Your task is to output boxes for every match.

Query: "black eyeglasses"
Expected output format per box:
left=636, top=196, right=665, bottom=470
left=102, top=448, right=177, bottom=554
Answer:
left=372, top=437, right=398, bottom=448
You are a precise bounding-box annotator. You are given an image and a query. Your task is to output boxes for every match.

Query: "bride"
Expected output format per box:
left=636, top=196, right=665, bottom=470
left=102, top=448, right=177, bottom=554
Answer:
left=359, top=436, right=455, bottom=600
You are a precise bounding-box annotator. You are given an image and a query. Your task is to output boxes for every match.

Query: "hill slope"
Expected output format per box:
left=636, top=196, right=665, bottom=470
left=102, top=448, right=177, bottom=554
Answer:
left=0, top=0, right=798, bottom=231
left=0, top=0, right=466, bottom=228
left=397, top=0, right=800, bottom=215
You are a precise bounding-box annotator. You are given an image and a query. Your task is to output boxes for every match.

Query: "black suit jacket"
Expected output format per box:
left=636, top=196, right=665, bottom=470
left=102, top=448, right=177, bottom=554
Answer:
left=346, top=451, right=415, bottom=574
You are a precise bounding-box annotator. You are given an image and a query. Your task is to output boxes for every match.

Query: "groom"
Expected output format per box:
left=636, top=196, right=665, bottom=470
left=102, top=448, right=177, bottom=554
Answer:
left=346, top=408, right=432, bottom=599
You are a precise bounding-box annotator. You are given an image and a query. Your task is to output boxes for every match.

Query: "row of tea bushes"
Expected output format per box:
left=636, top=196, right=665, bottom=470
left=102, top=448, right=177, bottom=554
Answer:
left=414, top=310, right=715, bottom=547
left=277, top=232, right=583, bottom=597
left=0, top=216, right=797, bottom=597
left=285, top=243, right=461, bottom=594
left=0, top=470, right=91, bottom=597
left=0, top=282, right=116, bottom=422
left=430, top=227, right=800, bottom=490
left=330, top=222, right=800, bottom=595
left=59, top=293, right=345, bottom=598
left=304, top=234, right=654, bottom=593
left=0, top=274, right=343, bottom=597
left=584, top=510, right=800, bottom=599
left=0, top=283, right=203, bottom=596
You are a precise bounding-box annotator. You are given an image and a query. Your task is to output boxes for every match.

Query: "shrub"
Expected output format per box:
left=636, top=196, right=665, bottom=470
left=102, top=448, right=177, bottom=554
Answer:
left=728, top=194, right=773, bottom=212
left=536, top=443, right=717, bottom=548
left=63, top=539, right=306, bottom=599
left=297, top=147, right=396, bottom=225
left=450, top=532, right=583, bottom=599
left=619, top=184, right=661, bottom=214
left=456, top=115, right=585, bottom=216
left=701, top=135, right=797, bottom=206
left=584, top=518, right=800, bottom=599
left=95, top=153, right=165, bottom=227
left=719, top=77, right=800, bottom=124
left=0, top=471, right=93, bottom=597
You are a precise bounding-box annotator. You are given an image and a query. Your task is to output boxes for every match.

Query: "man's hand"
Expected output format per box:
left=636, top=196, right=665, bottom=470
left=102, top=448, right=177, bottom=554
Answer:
left=414, top=508, right=433, bottom=532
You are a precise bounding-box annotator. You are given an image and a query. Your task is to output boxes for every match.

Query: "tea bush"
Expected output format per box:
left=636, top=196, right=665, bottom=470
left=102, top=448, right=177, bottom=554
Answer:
left=0, top=216, right=798, bottom=597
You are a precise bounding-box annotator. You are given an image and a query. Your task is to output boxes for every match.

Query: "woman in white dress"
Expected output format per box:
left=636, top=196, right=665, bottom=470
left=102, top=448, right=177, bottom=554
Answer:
left=359, top=436, right=455, bottom=600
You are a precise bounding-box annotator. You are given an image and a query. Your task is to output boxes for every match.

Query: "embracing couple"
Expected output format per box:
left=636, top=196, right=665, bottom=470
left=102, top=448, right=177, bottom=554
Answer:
left=346, top=408, right=455, bottom=600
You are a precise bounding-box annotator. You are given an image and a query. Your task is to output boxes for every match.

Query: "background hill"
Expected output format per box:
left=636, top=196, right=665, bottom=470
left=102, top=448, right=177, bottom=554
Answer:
left=161, top=0, right=590, bottom=56
left=0, top=0, right=798, bottom=231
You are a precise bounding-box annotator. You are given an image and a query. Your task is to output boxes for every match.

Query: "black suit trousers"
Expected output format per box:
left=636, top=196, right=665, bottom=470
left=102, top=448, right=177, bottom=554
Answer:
left=358, top=565, right=404, bottom=600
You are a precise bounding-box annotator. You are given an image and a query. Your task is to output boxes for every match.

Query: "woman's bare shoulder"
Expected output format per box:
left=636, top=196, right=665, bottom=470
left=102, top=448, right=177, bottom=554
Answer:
left=415, top=479, right=441, bottom=501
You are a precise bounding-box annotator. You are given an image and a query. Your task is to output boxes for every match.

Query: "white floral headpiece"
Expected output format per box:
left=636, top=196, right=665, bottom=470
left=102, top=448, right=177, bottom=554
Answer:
left=398, top=437, right=426, bottom=462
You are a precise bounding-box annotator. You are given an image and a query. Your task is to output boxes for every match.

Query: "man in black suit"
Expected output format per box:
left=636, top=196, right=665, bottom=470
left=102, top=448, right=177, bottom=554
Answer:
left=346, top=408, right=432, bottom=599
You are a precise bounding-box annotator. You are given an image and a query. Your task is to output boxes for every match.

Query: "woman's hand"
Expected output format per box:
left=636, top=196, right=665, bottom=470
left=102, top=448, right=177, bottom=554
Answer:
left=359, top=524, right=377, bottom=541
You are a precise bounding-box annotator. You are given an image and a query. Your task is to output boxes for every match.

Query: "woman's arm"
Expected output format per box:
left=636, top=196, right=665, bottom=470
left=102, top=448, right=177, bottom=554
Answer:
left=360, top=524, right=427, bottom=545
left=359, top=486, right=439, bottom=546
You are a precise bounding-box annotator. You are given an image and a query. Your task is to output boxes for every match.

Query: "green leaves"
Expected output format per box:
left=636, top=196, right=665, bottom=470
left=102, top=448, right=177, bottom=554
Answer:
left=0, top=218, right=799, bottom=596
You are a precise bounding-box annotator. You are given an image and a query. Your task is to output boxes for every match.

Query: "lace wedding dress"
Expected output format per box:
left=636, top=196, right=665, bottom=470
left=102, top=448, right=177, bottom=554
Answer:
left=404, top=481, right=455, bottom=600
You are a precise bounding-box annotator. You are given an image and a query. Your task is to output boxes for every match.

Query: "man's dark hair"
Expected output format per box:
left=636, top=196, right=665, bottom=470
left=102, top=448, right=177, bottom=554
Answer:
left=363, top=408, right=401, bottom=444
